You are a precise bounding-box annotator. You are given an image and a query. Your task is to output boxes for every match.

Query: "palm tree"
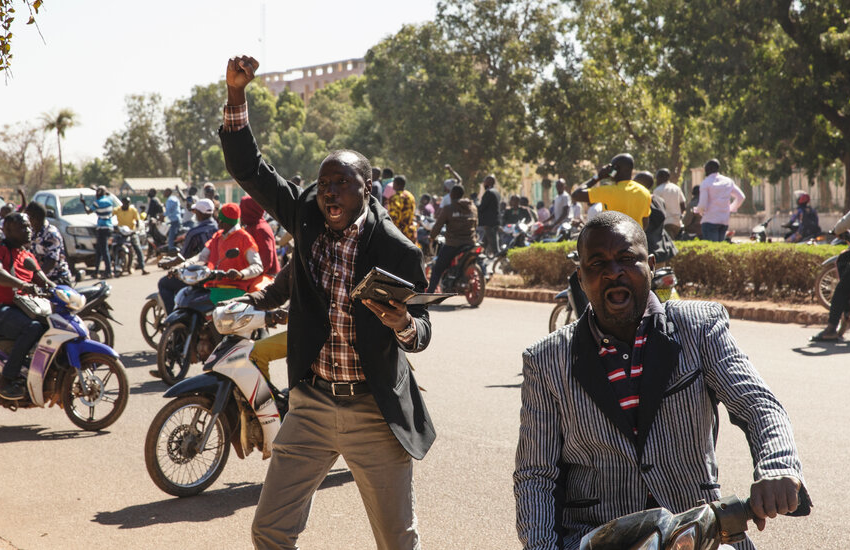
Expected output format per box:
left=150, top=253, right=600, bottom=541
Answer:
left=42, top=108, right=77, bottom=185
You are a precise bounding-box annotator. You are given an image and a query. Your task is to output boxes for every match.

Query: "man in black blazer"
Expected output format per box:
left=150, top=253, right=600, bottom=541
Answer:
left=220, top=55, right=434, bottom=550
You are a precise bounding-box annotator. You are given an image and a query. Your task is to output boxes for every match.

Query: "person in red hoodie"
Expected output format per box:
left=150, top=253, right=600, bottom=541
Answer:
left=240, top=195, right=280, bottom=276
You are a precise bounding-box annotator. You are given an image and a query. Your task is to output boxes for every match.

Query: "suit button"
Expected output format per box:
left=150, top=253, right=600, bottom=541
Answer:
left=641, top=464, right=654, bottom=473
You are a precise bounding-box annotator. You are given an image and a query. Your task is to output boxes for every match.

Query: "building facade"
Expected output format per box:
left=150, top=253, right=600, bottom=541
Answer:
left=258, top=58, right=366, bottom=103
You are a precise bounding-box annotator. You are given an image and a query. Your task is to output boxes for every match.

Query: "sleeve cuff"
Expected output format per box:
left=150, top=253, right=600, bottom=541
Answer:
left=223, top=102, right=249, bottom=132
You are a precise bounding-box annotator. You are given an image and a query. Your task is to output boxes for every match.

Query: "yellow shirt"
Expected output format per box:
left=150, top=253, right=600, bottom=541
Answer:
left=114, top=206, right=141, bottom=229
left=587, top=180, right=652, bottom=224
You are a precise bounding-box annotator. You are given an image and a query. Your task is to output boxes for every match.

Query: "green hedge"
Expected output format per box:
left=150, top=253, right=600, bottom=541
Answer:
left=506, top=240, right=844, bottom=301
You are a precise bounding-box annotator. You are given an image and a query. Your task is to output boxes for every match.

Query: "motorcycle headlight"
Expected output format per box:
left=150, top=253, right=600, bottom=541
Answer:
left=669, top=524, right=698, bottom=550
left=54, top=286, right=87, bottom=312
left=213, top=302, right=252, bottom=334
left=630, top=531, right=661, bottom=550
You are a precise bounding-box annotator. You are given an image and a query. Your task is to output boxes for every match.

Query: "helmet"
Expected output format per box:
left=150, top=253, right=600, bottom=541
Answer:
left=609, top=154, right=634, bottom=180
left=796, top=192, right=810, bottom=206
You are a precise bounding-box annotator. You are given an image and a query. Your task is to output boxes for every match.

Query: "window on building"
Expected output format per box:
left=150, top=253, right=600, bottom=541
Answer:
left=316, top=67, right=324, bottom=75
left=327, top=65, right=333, bottom=74
left=347, top=62, right=353, bottom=70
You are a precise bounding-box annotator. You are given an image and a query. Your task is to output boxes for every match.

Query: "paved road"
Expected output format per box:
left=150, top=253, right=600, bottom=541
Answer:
left=0, top=270, right=845, bottom=549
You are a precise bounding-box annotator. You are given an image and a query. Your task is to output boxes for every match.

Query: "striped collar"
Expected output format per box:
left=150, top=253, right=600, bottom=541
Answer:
left=588, top=291, right=664, bottom=348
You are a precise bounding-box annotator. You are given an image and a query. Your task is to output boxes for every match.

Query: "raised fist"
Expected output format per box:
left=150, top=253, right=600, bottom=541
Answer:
left=226, top=55, right=260, bottom=91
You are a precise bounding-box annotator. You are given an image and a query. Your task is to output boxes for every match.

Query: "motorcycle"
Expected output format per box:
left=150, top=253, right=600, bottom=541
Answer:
left=140, top=291, right=167, bottom=350
left=155, top=263, right=227, bottom=386
left=74, top=280, right=119, bottom=348
left=425, top=242, right=487, bottom=307
left=145, top=300, right=288, bottom=497
left=813, top=231, right=850, bottom=309
left=750, top=214, right=776, bottom=242
left=548, top=251, right=679, bottom=333
left=489, top=222, right=534, bottom=276
left=580, top=495, right=755, bottom=549
left=146, top=218, right=187, bottom=261
left=110, top=225, right=136, bottom=276
left=0, top=259, right=129, bottom=430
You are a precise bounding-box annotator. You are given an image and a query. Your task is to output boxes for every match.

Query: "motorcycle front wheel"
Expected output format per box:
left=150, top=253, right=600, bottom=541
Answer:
left=140, top=298, right=165, bottom=350
left=157, top=322, right=193, bottom=386
left=81, top=312, right=115, bottom=348
left=61, top=353, right=129, bottom=431
left=490, top=255, right=513, bottom=276
left=145, top=395, right=231, bottom=497
left=463, top=263, right=486, bottom=307
left=548, top=302, right=574, bottom=333
left=113, top=247, right=129, bottom=275
left=815, top=263, right=839, bottom=310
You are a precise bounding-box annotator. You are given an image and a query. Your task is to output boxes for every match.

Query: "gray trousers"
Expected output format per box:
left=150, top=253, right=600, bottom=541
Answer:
left=252, top=382, right=420, bottom=550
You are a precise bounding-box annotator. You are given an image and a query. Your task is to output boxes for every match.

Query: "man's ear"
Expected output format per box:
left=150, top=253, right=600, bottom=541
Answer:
left=648, top=254, right=656, bottom=272
left=364, top=179, right=373, bottom=198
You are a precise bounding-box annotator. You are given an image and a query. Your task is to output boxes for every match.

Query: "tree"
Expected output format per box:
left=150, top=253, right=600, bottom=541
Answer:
left=275, top=88, right=306, bottom=131
left=0, top=121, right=36, bottom=187
left=265, top=128, right=327, bottom=182
left=366, top=0, right=563, bottom=193
left=80, top=157, right=118, bottom=188
left=104, top=94, right=172, bottom=178
left=164, top=81, right=226, bottom=182
left=41, top=108, right=77, bottom=185
left=0, top=0, right=42, bottom=79
left=201, top=145, right=228, bottom=181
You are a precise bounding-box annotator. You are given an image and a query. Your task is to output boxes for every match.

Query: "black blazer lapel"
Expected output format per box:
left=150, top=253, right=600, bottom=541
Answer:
left=354, top=198, right=379, bottom=283
left=635, top=314, right=681, bottom=460
left=297, top=196, right=328, bottom=308
left=571, top=314, right=635, bottom=442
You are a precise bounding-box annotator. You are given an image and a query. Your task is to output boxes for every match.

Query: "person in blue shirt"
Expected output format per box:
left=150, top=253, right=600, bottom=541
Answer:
left=81, top=186, right=115, bottom=279
left=164, top=187, right=183, bottom=249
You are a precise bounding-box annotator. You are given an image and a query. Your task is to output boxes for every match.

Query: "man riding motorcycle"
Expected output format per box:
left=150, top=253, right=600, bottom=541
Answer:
left=784, top=192, right=820, bottom=243
left=427, top=184, right=478, bottom=293
left=24, top=201, right=74, bottom=286
left=0, top=213, right=49, bottom=400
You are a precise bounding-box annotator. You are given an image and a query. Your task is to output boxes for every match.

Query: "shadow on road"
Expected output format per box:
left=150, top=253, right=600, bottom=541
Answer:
left=0, top=424, right=106, bottom=443
left=485, top=383, right=521, bottom=389
left=120, top=350, right=157, bottom=369
left=93, top=469, right=354, bottom=529
left=791, top=341, right=850, bottom=357
left=92, top=482, right=263, bottom=529
left=131, top=379, right=169, bottom=395
left=428, top=303, right=470, bottom=312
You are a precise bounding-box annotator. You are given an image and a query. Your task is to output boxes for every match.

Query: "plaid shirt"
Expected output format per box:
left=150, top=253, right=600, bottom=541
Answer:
left=222, top=101, right=416, bottom=382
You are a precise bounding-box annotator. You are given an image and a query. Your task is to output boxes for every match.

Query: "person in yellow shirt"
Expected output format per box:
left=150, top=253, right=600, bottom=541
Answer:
left=113, top=197, right=149, bottom=275
left=571, top=153, right=652, bottom=228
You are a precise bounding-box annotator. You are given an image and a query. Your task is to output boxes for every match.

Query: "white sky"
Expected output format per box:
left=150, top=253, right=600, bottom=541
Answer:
left=0, top=0, right=437, bottom=163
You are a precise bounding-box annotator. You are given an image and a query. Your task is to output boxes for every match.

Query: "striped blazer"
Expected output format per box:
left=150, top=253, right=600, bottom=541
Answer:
left=514, top=300, right=806, bottom=550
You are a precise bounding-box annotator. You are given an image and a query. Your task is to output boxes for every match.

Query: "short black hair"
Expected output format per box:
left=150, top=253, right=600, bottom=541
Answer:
left=393, top=175, right=406, bottom=187
left=24, top=201, right=46, bottom=221
left=704, top=159, right=720, bottom=174
left=381, top=167, right=394, bottom=180
left=655, top=168, right=670, bottom=184
left=576, top=210, right=648, bottom=258
left=450, top=184, right=464, bottom=200
left=322, top=149, right=372, bottom=183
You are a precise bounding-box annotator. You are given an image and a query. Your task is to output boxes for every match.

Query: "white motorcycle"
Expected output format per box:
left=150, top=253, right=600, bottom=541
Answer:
left=144, top=300, right=288, bottom=497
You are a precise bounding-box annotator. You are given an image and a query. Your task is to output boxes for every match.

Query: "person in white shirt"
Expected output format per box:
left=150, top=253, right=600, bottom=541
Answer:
left=546, top=179, right=573, bottom=228
left=652, top=168, right=687, bottom=238
left=695, top=159, right=745, bottom=242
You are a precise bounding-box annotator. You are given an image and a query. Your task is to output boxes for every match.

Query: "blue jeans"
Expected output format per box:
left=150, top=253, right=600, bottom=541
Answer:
left=167, top=219, right=181, bottom=249
left=701, top=222, right=728, bottom=242
left=158, top=275, right=188, bottom=314
left=94, top=226, right=113, bottom=276
left=427, top=245, right=460, bottom=293
left=0, top=305, right=47, bottom=380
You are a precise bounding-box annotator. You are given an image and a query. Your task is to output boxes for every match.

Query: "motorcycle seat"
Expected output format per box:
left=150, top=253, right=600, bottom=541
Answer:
left=76, top=284, right=106, bottom=302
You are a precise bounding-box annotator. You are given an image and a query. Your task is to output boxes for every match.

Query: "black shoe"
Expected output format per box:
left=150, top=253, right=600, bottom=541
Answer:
left=0, top=378, right=25, bottom=400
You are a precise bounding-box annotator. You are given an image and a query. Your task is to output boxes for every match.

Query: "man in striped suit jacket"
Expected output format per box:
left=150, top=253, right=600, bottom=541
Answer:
left=514, top=211, right=809, bottom=549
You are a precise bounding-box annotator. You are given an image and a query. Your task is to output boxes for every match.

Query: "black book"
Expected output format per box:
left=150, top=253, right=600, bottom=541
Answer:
left=351, top=267, right=454, bottom=306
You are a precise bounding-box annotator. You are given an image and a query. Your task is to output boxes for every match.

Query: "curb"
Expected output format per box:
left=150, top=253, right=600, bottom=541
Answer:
left=485, top=287, right=828, bottom=326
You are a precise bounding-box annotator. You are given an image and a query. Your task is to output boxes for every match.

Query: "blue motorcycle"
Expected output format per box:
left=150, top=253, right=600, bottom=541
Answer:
left=0, top=264, right=128, bottom=430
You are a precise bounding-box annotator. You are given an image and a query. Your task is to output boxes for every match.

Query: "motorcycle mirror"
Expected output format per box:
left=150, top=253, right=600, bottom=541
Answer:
left=22, top=257, right=39, bottom=272
left=225, top=248, right=240, bottom=259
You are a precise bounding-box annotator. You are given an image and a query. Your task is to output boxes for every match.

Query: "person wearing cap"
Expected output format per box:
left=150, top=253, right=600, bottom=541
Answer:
left=114, top=196, right=149, bottom=275
left=240, top=195, right=280, bottom=276
left=156, top=198, right=220, bottom=314
left=203, top=182, right=221, bottom=218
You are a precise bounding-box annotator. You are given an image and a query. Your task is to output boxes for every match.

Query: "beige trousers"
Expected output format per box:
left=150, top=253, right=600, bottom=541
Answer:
left=252, top=382, right=420, bottom=550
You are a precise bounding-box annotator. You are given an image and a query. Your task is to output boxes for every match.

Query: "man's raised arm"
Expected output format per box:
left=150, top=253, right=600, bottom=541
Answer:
left=219, top=55, right=300, bottom=232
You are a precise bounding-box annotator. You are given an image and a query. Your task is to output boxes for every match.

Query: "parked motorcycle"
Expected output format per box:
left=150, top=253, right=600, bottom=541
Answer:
left=146, top=218, right=187, bottom=261
left=814, top=231, right=850, bottom=309
left=0, top=260, right=129, bottom=430
left=74, top=280, right=118, bottom=348
left=145, top=300, right=288, bottom=497
left=110, top=225, right=136, bottom=275
left=548, top=251, right=679, bottom=333
left=426, top=243, right=487, bottom=307
left=580, top=495, right=755, bottom=549
left=750, top=214, right=776, bottom=242
left=490, top=222, right=533, bottom=276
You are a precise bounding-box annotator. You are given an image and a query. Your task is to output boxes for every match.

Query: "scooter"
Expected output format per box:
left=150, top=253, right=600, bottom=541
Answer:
left=813, top=231, right=850, bottom=309
left=489, top=222, right=533, bottom=276
left=110, top=225, right=135, bottom=276
left=75, top=280, right=119, bottom=348
left=145, top=301, right=288, bottom=497
left=140, top=292, right=166, bottom=350
left=548, top=251, right=679, bottom=333
left=750, top=214, right=776, bottom=242
left=0, top=259, right=129, bottom=430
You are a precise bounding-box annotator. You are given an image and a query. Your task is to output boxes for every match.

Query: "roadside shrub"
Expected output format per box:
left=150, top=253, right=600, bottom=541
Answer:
left=506, top=240, right=844, bottom=301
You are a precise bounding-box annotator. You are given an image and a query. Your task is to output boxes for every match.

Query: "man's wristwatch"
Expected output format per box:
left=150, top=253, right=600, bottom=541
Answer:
left=395, top=318, right=416, bottom=339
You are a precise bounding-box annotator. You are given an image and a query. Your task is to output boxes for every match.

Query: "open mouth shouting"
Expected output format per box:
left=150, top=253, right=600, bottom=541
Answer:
left=326, top=204, right=344, bottom=223
left=604, top=285, right=633, bottom=312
